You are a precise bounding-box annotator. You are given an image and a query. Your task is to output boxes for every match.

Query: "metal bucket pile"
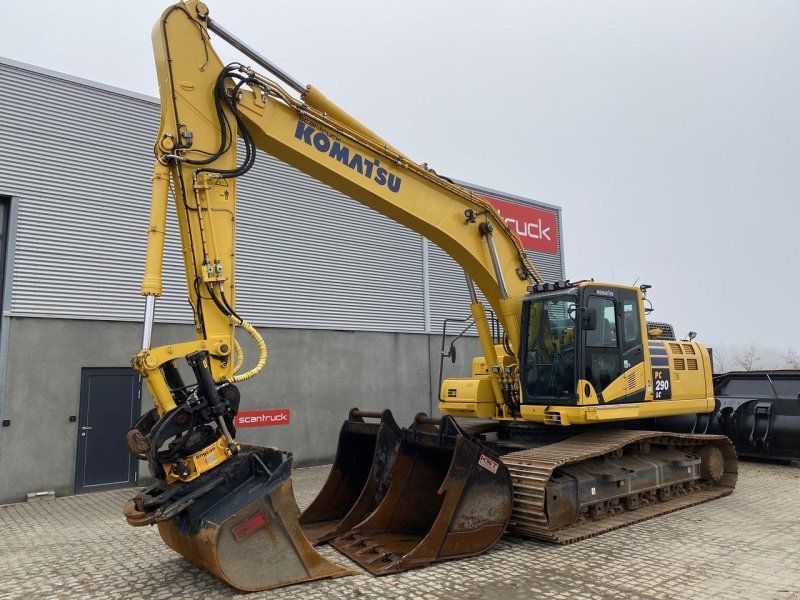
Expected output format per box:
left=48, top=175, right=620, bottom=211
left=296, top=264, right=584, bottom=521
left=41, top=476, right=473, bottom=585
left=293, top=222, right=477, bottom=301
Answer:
left=126, top=410, right=512, bottom=590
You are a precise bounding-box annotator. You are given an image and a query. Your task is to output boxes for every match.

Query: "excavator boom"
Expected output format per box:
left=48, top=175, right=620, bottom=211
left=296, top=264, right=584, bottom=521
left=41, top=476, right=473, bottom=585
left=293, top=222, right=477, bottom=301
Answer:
left=126, top=1, right=522, bottom=590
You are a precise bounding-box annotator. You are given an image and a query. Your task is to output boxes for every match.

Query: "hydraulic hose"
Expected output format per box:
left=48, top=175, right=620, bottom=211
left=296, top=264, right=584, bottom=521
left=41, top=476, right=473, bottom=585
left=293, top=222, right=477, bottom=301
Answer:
left=230, top=319, right=267, bottom=382
left=232, top=339, right=244, bottom=373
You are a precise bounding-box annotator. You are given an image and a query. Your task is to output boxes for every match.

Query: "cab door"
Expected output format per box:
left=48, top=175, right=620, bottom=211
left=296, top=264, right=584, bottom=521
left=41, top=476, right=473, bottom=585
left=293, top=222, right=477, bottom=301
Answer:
left=618, top=289, right=646, bottom=402
left=583, top=293, right=623, bottom=402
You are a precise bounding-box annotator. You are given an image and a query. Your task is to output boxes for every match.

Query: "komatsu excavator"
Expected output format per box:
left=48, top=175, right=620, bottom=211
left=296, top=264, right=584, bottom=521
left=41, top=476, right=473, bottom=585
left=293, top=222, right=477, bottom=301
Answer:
left=123, top=1, right=737, bottom=591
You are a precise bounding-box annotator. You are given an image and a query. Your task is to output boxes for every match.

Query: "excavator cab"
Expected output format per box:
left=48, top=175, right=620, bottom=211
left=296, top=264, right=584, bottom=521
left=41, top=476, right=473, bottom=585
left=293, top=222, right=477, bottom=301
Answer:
left=520, top=281, right=649, bottom=407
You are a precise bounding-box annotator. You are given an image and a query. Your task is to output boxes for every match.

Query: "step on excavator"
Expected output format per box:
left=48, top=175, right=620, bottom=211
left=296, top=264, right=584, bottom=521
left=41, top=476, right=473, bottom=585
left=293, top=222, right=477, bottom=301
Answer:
left=123, top=1, right=736, bottom=591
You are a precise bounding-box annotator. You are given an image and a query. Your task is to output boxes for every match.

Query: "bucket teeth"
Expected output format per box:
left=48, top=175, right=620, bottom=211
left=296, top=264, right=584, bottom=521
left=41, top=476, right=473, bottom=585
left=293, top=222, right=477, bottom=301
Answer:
left=354, top=542, right=382, bottom=556
left=299, top=409, right=401, bottom=545
left=326, top=414, right=513, bottom=576
left=365, top=551, right=395, bottom=566
left=352, top=540, right=378, bottom=553
left=336, top=534, right=370, bottom=551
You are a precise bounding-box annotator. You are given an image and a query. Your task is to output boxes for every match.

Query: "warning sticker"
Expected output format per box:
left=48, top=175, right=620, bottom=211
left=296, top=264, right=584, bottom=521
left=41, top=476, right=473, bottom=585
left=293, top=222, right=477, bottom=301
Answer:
left=232, top=510, right=269, bottom=542
left=478, top=454, right=499, bottom=474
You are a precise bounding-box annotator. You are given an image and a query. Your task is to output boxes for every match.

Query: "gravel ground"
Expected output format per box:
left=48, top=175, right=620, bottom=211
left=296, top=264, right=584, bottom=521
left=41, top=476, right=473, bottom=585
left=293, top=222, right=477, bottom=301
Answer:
left=1, top=460, right=798, bottom=599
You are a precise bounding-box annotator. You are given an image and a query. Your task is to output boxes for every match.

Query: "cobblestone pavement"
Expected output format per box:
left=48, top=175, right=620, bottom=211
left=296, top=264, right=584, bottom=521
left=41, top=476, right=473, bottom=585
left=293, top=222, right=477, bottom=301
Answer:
left=1, top=460, right=798, bottom=600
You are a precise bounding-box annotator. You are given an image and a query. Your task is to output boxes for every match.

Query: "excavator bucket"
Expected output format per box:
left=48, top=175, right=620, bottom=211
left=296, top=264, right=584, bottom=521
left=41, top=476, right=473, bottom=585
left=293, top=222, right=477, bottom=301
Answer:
left=299, top=408, right=401, bottom=545
left=124, top=446, right=355, bottom=592
left=330, top=415, right=513, bottom=575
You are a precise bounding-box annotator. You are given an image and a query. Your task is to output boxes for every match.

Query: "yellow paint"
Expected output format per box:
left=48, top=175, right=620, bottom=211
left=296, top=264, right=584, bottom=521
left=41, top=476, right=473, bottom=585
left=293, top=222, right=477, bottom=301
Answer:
left=140, top=2, right=718, bottom=476
left=164, top=436, right=239, bottom=484
left=141, top=162, right=170, bottom=296
left=439, top=378, right=497, bottom=418
left=519, top=397, right=713, bottom=425
left=576, top=378, right=599, bottom=406
left=140, top=0, right=540, bottom=451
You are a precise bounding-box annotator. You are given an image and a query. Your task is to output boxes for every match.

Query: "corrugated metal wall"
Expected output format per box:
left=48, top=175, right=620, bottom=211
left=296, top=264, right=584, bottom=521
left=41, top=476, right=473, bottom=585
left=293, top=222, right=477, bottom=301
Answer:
left=0, top=58, right=562, bottom=333
left=234, top=152, right=425, bottom=332
left=427, top=183, right=565, bottom=333
left=1, top=64, right=157, bottom=322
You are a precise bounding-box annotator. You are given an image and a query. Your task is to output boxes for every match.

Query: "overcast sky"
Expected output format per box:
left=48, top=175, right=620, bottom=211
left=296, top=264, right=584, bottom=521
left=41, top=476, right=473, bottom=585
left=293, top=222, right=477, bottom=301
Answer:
left=2, top=0, right=798, bottom=354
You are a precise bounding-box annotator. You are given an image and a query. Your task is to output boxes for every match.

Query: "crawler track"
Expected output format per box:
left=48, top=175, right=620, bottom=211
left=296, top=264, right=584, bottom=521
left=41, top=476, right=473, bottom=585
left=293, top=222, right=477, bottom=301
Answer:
left=501, top=430, right=737, bottom=543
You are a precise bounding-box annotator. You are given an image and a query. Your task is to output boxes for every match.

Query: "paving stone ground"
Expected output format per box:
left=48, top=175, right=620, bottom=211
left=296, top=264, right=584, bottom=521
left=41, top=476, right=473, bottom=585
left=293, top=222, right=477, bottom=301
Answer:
left=1, top=460, right=798, bottom=600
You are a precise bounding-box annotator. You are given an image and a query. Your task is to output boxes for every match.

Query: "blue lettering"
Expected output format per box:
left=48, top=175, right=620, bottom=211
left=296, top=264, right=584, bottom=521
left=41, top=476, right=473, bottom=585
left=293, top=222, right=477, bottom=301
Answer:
left=313, top=131, right=330, bottom=152
left=348, top=154, right=363, bottom=174
left=294, top=120, right=314, bottom=144
left=293, top=120, right=400, bottom=193
left=329, top=141, right=350, bottom=164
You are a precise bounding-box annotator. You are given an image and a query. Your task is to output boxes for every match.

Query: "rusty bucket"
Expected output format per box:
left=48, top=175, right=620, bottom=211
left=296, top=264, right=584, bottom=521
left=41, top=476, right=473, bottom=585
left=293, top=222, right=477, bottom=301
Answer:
left=330, top=415, right=513, bottom=575
left=124, top=446, right=355, bottom=592
left=299, top=408, right=401, bottom=545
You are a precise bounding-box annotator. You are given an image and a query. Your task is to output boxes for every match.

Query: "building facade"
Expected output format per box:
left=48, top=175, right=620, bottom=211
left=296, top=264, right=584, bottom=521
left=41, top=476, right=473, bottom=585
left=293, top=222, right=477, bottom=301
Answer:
left=0, top=57, right=564, bottom=503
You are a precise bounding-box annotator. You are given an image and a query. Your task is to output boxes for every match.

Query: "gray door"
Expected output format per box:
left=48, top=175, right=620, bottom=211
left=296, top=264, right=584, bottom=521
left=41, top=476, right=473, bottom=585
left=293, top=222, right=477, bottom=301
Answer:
left=75, top=368, right=141, bottom=492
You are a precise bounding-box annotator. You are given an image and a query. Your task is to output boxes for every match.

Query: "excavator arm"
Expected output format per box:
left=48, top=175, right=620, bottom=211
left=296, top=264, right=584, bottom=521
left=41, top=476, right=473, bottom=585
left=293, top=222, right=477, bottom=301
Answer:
left=133, top=0, right=542, bottom=482
left=124, top=1, right=524, bottom=590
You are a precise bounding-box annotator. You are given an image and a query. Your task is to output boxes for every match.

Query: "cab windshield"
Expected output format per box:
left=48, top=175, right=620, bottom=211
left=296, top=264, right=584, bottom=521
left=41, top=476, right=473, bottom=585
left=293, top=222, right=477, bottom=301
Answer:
left=522, top=295, right=577, bottom=402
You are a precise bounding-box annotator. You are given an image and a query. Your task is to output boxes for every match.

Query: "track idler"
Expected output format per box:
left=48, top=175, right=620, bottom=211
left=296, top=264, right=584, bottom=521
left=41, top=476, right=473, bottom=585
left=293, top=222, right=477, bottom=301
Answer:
left=123, top=446, right=354, bottom=592
left=299, top=408, right=401, bottom=544
left=330, top=414, right=513, bottom=575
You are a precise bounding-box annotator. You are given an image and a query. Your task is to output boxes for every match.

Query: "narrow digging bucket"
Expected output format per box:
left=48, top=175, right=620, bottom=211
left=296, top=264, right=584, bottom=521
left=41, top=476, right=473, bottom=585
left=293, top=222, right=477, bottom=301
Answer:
left=299, top=408, right=401, bottom=545
left=124, top=445, right=355, bottom=592
left=330, top=415, right=513, bottom=575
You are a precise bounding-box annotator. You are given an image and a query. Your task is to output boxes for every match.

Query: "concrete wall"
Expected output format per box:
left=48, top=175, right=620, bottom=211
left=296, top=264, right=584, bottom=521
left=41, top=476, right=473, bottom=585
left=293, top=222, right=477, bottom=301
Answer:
left=0, top=317, right=480, bottom=504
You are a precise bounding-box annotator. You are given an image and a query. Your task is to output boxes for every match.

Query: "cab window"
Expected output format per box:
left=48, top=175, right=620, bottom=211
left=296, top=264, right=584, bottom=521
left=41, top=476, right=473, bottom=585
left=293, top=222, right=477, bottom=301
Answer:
left=586, top=297, right=617, bottom=348
left=622, top=299, right=639, bottom=344
left=522, top=296, right=577, bottom=402
left=584, top=295, right=621, bottom=395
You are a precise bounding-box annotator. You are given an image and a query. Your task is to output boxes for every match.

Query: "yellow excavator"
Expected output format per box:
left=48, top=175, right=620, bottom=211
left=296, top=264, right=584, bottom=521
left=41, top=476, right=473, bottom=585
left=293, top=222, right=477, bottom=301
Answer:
left=123, top=1, right=737, bottom=591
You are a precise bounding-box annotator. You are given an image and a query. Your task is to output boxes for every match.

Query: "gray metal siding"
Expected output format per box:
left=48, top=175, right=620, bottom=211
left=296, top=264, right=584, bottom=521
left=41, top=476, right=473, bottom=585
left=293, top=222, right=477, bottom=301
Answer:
left=0, top=58, right=561, bottom=334
left=0, top=59, right=424, bottom=332
left=233, top=151, right=424, bottom=331
left=0, top=62, right=157, bottom=321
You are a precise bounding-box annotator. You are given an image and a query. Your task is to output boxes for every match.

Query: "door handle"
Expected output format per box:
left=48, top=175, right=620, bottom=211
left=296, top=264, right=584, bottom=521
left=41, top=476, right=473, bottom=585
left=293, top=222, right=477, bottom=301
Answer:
left=81, top=426, right=93, bottom=431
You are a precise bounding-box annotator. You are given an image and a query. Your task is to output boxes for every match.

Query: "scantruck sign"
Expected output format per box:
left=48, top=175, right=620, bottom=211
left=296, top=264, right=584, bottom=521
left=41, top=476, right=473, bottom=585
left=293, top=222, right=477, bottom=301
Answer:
left=482, top=195, right=559, bottom=254
left=234, top=409, right=291, bottom=428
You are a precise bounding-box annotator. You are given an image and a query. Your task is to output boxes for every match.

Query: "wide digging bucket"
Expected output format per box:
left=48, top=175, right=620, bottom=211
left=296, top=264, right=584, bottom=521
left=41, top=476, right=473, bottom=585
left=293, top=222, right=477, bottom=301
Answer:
left=125, top=445, right=355, bottom=592
left=330, top=415, right=513, bottom=575
left=299, top=408, right=401, bottom=545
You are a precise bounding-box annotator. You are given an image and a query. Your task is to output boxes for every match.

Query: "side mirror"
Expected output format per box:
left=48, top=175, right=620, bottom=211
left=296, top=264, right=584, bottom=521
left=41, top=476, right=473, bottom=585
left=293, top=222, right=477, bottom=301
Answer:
left=648, top=328, right=663, bottom=338
left=582, top=307, right=597, bottom=331
left=449, top=343, right=457, bottom=364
